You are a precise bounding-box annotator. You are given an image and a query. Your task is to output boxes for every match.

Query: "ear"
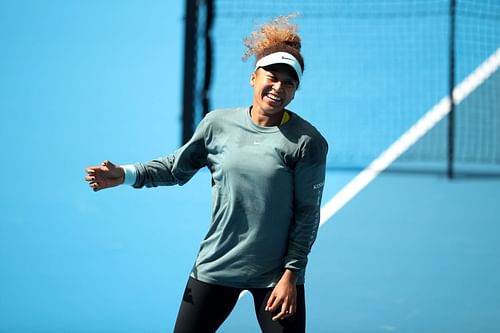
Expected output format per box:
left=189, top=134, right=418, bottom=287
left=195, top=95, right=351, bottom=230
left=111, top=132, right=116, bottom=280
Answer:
left=250, top=71, right=256, bottom=87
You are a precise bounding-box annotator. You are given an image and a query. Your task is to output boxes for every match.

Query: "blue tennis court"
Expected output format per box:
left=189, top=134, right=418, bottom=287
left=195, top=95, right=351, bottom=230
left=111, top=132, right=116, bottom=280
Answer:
left=2, top=167, right=499, bottom=332
left=1, top=1, right=499, bottom=332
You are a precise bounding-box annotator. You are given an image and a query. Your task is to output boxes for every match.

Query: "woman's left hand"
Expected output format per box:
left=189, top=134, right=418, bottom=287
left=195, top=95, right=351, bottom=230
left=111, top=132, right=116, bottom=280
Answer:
left=265, top=269, right=297, bottom=321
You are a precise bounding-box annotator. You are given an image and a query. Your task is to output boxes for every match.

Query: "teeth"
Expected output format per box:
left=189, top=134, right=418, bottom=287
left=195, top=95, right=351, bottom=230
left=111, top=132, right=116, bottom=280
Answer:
left=267, top=94, right=281, bottom=101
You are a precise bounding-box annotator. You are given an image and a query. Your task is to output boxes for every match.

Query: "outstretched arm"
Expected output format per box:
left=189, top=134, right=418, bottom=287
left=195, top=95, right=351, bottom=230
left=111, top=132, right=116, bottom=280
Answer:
left=85, top=160, right=125, bottom=192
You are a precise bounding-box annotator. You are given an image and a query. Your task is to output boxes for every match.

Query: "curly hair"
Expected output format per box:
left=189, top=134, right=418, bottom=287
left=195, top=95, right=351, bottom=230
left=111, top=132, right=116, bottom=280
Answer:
left=243, top=14, right=304, bottom=72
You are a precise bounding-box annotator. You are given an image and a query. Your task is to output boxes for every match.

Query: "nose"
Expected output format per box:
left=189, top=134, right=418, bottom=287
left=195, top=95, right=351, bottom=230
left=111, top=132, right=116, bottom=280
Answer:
left=272, top=80, right=282, bottom=91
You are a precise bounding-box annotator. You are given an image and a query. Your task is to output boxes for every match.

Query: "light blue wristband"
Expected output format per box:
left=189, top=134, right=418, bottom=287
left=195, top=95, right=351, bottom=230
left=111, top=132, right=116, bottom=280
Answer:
left=122, top=164, right=137, bottom=186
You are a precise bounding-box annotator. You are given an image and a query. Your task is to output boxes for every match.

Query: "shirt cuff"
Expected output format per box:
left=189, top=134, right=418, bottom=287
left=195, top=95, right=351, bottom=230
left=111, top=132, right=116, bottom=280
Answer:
left=122, top=164, right=137, bottom=186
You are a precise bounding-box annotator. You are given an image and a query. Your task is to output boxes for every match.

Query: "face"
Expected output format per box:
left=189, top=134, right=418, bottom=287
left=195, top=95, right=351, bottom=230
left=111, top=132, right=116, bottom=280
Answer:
left=250, top=64, right=298, bottom=116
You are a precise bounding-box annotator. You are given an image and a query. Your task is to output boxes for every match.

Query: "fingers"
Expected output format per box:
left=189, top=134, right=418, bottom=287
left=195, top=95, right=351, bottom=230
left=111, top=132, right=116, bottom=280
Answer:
left=265, top=293, right=277, bottom=312
left=271, top=305, right=294, bottom=321
left=84, top=174, right=95, bottom=182
left=266, top=291, right=297, bottom=321
left=90, top=181, right=100, bottom=191
left=84, top=161, right=111, bottom=191
left=85, top=160, right=115, bottom=175
left=271, top=301, right=296, bottom=321
left=84, top=160, right=124, bottom=192
left=85, top=167, right=97, bottom=175
left=85, top=173, right=101, bottom=191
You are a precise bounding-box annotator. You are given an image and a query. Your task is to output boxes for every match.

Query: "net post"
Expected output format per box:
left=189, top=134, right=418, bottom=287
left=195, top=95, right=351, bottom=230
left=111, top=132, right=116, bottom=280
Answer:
left=447, top=0, right=456, bottom=179
left=182, top=0, right=198, bottom=144
left=202, top=0, right=214, bottom=118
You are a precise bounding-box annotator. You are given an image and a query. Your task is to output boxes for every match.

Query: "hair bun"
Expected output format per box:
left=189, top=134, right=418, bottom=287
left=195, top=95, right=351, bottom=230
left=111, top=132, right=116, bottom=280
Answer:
left=243, top=14, right=303, bottom=62
left=284, top=40, right=301, bottom=50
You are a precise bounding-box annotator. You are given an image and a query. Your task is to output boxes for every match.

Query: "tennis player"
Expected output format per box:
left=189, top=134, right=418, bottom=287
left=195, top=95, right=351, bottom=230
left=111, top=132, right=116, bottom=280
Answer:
left=85, top=15, right=327, bottom=333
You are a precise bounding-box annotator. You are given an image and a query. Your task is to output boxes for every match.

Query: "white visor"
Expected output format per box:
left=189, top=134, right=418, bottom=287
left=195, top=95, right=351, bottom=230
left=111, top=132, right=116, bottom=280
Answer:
left=255, top=52, right=302, bottom=82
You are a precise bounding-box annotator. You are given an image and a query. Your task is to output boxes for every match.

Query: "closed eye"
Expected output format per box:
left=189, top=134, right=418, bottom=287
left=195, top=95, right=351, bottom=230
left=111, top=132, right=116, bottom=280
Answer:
left=267, top=74, right=277, bottom=81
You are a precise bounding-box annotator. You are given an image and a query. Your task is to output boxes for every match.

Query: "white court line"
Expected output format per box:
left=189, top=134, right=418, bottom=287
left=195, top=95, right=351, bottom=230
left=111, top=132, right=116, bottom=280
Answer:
left=320, top=47, right=500, bottom=226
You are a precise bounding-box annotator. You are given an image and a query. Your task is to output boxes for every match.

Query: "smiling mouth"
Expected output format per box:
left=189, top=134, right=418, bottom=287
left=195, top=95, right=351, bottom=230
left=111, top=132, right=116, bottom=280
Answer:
left=265, top=93, right=282, bottom=103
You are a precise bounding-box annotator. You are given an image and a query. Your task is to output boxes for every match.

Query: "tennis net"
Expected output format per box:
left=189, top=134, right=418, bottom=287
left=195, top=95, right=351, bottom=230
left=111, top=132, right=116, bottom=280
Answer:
left=184, top=0, right=500, bottom=175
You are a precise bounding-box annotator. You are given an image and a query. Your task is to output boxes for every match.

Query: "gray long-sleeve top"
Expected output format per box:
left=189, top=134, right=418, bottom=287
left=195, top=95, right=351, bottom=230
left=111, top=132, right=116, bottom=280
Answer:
left=132, top=107, right=328, bottom=288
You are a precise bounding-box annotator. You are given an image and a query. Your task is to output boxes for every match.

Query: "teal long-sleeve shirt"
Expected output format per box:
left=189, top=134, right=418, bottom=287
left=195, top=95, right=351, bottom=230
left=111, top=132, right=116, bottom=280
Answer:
left=132, top=107, right=328, bottom=288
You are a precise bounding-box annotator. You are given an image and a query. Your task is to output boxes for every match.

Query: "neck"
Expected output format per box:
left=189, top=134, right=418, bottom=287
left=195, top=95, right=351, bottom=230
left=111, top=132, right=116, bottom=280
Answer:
left=250, top=106, right=284, bottom=127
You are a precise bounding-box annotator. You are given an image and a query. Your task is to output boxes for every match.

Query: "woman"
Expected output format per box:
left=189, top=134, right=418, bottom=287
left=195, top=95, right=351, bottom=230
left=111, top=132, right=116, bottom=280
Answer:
left=85, top=15, right=327, bottom=333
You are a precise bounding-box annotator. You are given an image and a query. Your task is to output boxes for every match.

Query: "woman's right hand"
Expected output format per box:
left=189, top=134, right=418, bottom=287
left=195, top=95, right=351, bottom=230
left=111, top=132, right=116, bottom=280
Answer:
left=85, top=160, right=125, bottom=192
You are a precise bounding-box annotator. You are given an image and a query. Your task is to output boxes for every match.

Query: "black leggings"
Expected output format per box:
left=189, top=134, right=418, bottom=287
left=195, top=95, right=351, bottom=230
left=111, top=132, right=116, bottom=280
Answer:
left=173, top=277, right=306, bottom=333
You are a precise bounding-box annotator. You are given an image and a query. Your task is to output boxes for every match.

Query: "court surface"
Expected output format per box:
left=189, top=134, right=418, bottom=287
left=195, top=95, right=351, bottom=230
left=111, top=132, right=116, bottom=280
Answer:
left=1, top=167, right=499, bottom=332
